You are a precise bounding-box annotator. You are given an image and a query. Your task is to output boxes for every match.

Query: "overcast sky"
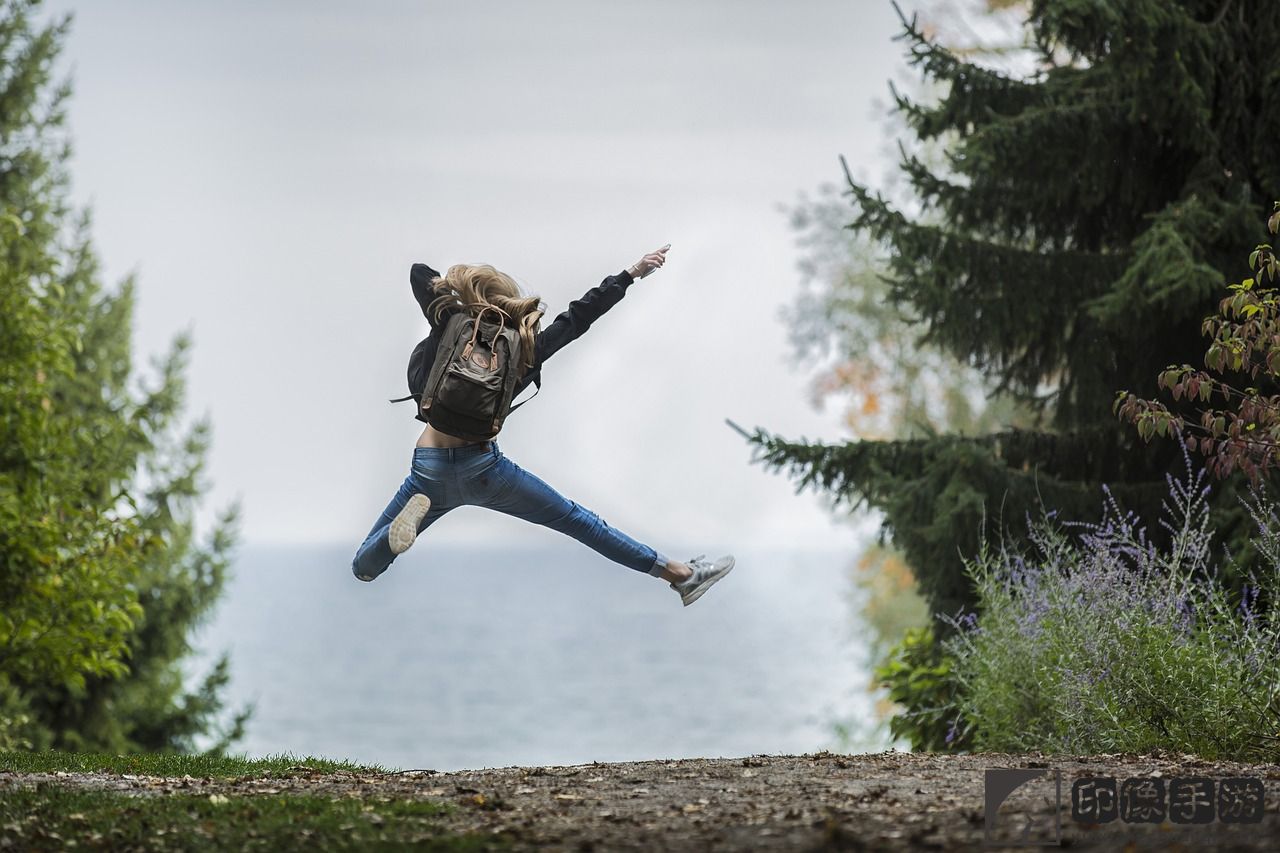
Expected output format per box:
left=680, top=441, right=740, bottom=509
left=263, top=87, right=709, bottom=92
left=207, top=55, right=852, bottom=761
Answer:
left=43, top=0, right=915, bottom=554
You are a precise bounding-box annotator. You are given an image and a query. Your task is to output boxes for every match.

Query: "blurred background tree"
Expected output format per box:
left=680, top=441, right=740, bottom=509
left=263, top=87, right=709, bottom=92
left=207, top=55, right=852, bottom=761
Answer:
left=0, top=0, right=245, bottom=752
left=779, top=0, right=1036, bottom=747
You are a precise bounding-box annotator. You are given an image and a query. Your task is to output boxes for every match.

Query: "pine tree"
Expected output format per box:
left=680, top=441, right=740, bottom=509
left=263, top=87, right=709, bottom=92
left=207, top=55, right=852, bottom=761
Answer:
left=745, top=0, right=1280, bottom=622
left=0, top=0, right=245, bottom=751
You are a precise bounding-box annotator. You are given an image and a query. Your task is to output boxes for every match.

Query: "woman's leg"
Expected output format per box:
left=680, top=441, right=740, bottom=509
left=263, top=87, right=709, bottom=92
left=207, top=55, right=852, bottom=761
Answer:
left=478, top=452, right=676, bottom=577
left=351, top=472, right=451, bottom=582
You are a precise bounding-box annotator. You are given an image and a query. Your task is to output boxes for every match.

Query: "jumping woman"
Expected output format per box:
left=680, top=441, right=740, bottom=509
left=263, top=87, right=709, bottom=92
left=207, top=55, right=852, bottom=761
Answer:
left=350, top=244, right=735, bottom=606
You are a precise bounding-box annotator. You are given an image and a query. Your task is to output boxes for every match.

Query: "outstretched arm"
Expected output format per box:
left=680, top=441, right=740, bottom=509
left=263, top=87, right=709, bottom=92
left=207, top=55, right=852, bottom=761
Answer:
left=533, top=244, right=671, bottom=367
left=410, top=262, right=457, bottom=328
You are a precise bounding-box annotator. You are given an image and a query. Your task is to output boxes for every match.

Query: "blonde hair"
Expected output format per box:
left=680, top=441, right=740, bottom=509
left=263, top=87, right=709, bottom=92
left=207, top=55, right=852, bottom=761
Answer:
left=426, top=264, right=544, bottom=374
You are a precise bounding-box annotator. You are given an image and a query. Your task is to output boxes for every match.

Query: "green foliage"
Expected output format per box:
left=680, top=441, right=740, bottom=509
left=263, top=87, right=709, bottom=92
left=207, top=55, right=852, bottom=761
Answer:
left=737, top=420, right=1188, bottom=619
left=0, top=1, right=244, bottom=752
left=0, top=682, right=33, bottom=750
left=873, top=625, right=972, bottom=752
left=783, top=2, right=1040, bottom=755
left=1117, top=202, right=1280, bottom=482
left=782, top=185, right=1037, bottom=441
left=747, top=0, right=1280, bottom=623
left=941, top=464, right=1280, bottom=760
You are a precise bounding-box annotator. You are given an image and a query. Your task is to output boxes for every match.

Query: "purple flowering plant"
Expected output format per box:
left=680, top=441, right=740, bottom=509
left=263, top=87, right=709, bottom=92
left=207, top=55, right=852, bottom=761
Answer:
left=936, top=446, right=1280, bottom=760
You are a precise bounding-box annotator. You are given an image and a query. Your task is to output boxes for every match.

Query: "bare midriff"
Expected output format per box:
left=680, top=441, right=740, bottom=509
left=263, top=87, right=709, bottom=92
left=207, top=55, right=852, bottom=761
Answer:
left=415, top=423, right=486, bottom=448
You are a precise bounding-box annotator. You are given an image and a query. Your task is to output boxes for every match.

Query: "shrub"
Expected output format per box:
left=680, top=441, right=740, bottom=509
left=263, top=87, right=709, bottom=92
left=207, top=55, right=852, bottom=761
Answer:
left=873, top=624, right=973, bottom=752
left=940, top=450, right=1280, bottom=760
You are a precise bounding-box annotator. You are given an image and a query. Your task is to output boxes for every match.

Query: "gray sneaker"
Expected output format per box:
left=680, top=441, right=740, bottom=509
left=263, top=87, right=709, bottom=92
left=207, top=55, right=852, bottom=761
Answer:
left=388, top=494, right=431, bottom=554
left=670, top=554, right=735, bottom=607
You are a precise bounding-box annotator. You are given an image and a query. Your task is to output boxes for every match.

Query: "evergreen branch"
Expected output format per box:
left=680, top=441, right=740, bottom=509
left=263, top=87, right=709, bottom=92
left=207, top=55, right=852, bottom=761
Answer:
left=889, top=0, right=1035, bottom=94
left=1210, top=0, right=1235, bottom=27
left=733, top=423, right=1172, bottom=617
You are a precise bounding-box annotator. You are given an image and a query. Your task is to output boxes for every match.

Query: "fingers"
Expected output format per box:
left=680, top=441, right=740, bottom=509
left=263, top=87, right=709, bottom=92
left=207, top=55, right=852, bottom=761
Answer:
left=632, top=244, right=670, bottom=278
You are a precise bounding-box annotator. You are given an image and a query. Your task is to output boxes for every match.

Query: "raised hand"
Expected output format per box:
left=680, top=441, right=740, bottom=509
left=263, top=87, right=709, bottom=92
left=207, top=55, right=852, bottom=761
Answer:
left=628, top=243, right=671, bottom=279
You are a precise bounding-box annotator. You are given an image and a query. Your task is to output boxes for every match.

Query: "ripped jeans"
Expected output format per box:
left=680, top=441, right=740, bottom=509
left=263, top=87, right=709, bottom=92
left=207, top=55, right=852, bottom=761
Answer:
left=351, top=441, right=669, bottom=582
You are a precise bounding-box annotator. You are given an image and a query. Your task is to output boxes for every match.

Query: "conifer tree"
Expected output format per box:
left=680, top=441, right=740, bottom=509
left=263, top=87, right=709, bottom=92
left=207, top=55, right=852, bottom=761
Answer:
left=0, top=0, right=245, bottom=751
left=745, top=0, right=1280, bottom=622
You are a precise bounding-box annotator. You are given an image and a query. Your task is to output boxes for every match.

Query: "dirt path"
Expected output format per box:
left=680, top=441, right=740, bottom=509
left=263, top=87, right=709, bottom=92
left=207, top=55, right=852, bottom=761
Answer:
left=7, top=750, right=1280, bottom=850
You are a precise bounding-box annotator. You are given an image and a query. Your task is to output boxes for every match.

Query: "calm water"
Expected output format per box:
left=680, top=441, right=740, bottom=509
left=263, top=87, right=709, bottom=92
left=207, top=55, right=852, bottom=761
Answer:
left=190, top=543, right=884, bottom=771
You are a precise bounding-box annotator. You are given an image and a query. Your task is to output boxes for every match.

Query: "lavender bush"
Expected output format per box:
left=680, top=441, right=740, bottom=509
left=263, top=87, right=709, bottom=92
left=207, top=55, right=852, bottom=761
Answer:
left=940, top=450, right=1280, bottom=760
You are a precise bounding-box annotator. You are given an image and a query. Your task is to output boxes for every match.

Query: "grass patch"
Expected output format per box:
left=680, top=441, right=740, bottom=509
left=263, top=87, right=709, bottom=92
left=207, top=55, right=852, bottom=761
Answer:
left=0, top=785, right=495, bottom=852
left=0, top=750, right=389, bottom=779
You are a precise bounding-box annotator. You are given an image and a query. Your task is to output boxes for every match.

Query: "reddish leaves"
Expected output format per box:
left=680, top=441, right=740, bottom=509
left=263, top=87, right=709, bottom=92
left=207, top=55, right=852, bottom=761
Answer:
left=1117, top=202, right=1280, bottom=483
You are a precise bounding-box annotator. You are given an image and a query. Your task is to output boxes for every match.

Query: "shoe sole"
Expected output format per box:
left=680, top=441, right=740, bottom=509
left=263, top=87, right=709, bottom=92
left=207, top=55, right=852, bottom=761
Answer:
left=682, top=557, right=735, bottom=607
left=388, top=494, right=431, bottom=554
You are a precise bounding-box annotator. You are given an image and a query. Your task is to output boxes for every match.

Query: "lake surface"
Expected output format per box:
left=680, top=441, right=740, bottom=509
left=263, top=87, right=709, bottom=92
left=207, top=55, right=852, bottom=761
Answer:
left=190, top=543, right=886, bottom=771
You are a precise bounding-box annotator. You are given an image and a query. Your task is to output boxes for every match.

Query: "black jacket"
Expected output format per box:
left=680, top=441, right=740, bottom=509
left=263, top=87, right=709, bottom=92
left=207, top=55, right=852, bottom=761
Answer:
left=403, top=263, right=637, bottom=424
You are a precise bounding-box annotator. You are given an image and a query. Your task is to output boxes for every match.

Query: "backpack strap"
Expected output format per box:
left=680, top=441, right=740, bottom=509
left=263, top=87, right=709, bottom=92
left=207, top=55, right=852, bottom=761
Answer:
left=463, top=305, right=507, bottom=365
left=389, top=329, right=439, bottom=404
left=508, top=373, right=540, bottom=413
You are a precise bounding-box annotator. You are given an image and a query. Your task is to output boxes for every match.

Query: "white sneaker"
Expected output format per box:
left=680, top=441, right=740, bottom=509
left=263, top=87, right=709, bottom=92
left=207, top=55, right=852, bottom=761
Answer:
left=670, top=554, right=735, bottom=607
left=388, top=494, right=431, bottom=554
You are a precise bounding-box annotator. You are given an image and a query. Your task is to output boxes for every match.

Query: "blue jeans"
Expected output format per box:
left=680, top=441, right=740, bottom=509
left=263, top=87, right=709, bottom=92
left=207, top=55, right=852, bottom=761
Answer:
left=352, top=441, right=669, bottom=582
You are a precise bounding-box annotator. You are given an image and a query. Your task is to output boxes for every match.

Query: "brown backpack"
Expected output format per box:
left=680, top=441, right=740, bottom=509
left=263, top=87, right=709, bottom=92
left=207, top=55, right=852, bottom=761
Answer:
left=416, top=305, right=533, bottom=441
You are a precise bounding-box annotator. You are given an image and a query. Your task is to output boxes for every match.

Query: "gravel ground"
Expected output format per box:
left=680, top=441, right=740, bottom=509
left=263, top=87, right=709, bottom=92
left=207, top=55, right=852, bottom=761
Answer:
left=6, top=749, right=1280, bottom=850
